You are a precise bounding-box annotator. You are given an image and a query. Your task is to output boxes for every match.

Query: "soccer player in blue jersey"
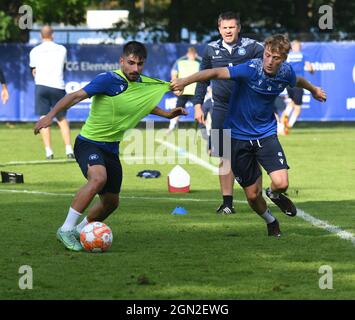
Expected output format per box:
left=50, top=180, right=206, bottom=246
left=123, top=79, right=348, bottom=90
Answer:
left=194, top=11, right=264, bottom=215
left=171, top=34, right=326, bottom=237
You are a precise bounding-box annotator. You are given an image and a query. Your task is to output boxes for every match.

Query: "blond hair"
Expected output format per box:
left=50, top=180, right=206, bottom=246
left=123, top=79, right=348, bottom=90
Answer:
left=264, top=34, right=291, bottom=58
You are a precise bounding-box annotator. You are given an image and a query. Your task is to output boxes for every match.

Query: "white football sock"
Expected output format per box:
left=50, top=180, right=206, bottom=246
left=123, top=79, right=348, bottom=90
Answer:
left=45, top=147, right=53, bottom=157
left=75, top=217, right=89, bottom=233
left=168, top=118, right=178, bottom=130
left=61, top=207, right=81, bottom=231
left=65, top=145, right=73, bottom=155
left=283, top=104, right=293, bottom=118
left=260, top=208, right=276, bottom=224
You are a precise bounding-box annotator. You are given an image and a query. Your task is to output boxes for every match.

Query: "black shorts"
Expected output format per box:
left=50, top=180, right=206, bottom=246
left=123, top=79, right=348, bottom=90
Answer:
left=231, top=134, right=290, bottom=188
left=74, top=137, right=122, bottom=194
left=209, top=108, right=231, bottom=158
left=176, top=95, right=194, bottom=108
left=35, top=85, right=67, bottom=119
left=287, top=87, right=304, bottom=105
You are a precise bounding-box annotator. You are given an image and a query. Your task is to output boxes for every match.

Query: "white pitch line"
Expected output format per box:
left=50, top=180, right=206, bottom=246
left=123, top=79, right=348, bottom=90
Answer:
left=155, top=139, right=219, bottom=174
left=0, top=188, right=248, bottom=204
left=297, top=209, right=355, bottom=245
left=0, top=156, right=177, bottom=167
left=156, top=138, right=355, bottom=246
left=0, top=159, right=75, bottom=166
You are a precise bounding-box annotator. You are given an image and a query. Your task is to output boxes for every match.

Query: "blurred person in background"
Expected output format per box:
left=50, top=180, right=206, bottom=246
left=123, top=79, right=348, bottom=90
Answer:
left=167, top=47, right=201, bottom=134
left=279, top=40, right=315, bottom=134
left=29, top=25, right=74, bottom=159
left=0, top=66, right=9, bottom=105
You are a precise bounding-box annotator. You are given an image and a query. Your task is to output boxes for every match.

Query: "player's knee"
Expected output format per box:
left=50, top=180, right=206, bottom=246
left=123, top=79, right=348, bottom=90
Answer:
left=89, top=176, right=107, bottom=193
left=246, top=190, right=262, bottom=203
left=273, top=180, right=288, bottom=192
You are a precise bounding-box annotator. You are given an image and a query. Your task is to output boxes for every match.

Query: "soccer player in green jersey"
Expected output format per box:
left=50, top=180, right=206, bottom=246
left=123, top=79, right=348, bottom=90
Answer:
left=34, top=41, right=186, bottom=251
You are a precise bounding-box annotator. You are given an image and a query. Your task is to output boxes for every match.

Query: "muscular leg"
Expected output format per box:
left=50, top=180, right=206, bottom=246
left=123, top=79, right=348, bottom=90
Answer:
left=269, top=169, right=289, bottom=193
left=243, top=176, right=280, bottom=236
left=243, top=176, right=267, bottom=215
left=87, top=192, right=119, bottom=222
left=71, top=165, right=107, bottom=214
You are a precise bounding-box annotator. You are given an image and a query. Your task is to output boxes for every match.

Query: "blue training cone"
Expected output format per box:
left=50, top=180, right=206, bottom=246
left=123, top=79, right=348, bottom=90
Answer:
left=171, top=206, right=188, bottom=215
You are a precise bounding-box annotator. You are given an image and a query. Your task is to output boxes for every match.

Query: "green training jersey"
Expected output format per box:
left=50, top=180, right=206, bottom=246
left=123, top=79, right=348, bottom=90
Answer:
left=80, top=70, right=170, bottom=142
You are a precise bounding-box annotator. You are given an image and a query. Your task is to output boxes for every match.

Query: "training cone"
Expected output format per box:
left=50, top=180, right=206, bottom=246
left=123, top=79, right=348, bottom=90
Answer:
left=167, top=165, right=190, bottom=193
left=171, top=206, right=188, bottom=215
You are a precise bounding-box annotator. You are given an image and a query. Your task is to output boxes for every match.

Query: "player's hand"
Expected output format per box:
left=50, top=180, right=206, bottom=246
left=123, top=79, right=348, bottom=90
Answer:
left=34, top=115, right=53, bottom=135
left=194, top=104, right=205, bottom=125
left=172, top=90, right=183, bottom=96
left=312, top=87, right=327, bottom=102
left=168, top=107, right=187, bottom=119
left=170, top=78, right=187, bottom=92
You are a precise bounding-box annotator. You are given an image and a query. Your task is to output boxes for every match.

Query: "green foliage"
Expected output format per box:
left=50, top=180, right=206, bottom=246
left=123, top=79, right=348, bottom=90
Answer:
left=0, top=0, right=95, bottom=42
left=0, top=11, right=13, bottom=41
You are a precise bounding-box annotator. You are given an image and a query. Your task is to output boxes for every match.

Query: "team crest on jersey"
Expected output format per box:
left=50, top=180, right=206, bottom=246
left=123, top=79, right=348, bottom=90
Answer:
left=89, top=154, right=99, bottom=161
left=238, top=48, right=246, bottom=55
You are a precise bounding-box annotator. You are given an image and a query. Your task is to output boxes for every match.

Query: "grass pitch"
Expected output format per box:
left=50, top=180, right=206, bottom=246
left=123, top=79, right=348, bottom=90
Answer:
left=0, top=123, right=354, bottom=299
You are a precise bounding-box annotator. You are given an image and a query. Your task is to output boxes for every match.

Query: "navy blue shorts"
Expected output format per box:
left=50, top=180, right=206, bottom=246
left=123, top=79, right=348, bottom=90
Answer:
left=209, top=108, right=231, bottom=158
left=176, top=94, right=194, bottom=108
left=231, top=135, right=290, bottom=188
left=287, top=87, right=304, bottom=105
left=74, top=137, right=122, bottom=194
left=35, top=85, right=67, bottom=119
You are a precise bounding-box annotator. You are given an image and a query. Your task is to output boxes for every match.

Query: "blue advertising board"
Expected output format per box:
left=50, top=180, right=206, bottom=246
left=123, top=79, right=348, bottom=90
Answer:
left=0, top=42, right=354, bottom=122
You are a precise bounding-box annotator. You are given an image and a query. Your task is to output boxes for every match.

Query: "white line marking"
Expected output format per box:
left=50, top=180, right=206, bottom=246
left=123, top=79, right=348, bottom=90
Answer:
left=2, top=139, right=354, bottom=246
left=297, top=209, right=355, bottom=245
left=0, top=156, right=177, bottom=167
left=155, top=139, right=219, bottom=174
left=156, top=138, right=355, bottom=246
left=0, top=159, right=75, bottom=166
left=0, top=188, right=248, bottom=204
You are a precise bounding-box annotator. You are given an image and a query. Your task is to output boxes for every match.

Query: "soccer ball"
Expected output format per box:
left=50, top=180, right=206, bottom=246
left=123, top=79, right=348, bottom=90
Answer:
left=80, top=222, right=113, bottom=253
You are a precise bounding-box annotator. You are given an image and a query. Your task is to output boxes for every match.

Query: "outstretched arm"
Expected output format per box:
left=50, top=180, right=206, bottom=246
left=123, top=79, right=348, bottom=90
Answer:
left=34, top=89, right=88, bottom=134
left=170, top=67, right=230, bottom=92
left=296, top=77, right=326, bottom=102
left=150, top=106, right=188, bottom=119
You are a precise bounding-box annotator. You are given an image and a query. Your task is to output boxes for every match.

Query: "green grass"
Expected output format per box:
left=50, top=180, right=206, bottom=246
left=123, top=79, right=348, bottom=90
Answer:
left=0, top=123, right=354, bottom=299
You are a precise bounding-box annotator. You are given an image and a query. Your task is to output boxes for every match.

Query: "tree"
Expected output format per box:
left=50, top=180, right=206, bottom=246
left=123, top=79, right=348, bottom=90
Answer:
left=110, top=0, right=355, bottom=42
left=0, top=0, right=96, bottom=42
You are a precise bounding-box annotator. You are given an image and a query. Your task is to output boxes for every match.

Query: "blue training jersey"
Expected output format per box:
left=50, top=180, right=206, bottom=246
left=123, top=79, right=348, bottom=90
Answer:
left=82, top=71, right=141, bottom=97
left=225, top=58, right=296, bottom=140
